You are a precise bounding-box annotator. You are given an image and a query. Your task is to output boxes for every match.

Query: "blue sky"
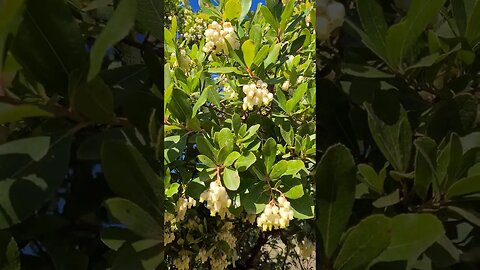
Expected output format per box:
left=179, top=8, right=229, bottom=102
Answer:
left=190, top=0, right=266, bottom=11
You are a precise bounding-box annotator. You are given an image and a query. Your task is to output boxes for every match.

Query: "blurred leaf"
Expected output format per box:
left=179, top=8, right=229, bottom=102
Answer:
left=334, top=215, right=392, bottom=270
left=358, top=163, right=385, bottom=194
left=101, top=141, right=162, bottom=220
left=0, top=103, right=52, bottom=124
left=465, top=0, right=480, bottom=43
left=374, top=214, right=444, bottom=264
left=317, top=144, right=356, bottom=257
left=437, top=133, right=463, bottom=191
left=0, top=231, right=20, bottom=270
left=105, top=198, right=162, bottom=239
left=0, top=135, right=72, bottom=229
left=71, top=76, right=114, bottom=122
left=136, top=0, right=162, bottom=39
left=11, top=0, right=86, bottom=96
left=87, top=0, right=137, bottom=81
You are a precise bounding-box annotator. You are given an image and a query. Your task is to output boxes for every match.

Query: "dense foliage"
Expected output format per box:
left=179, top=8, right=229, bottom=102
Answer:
left=164, top=0, right=317, bottom=268
left=0, top=0, right=164, bottom=269
left=317, top=0, right=480, bottom=269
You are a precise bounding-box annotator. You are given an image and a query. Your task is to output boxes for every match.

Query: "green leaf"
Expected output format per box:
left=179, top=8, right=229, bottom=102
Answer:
left=465, top=0, right=480, bottom=43
left=318, top=144, right=357, bottom=257
left=264, top=43, right=281, bottom=68
left=241, top=39, right=255, bottom=68
left=414, top=137, right=438, bottom=199
left=87, top=0, right=137, bottom=81
left=224, top=151, right=241, bottom=167
left=280, top=176, right=304, bottom=199
left=198, top=155, right=216, bottom=168
left=447, top=175, right=480, bottom=198
left=286, top=82, right=308, bottom=113
left=448, top=206, right=480, bottom=226
left=262, top=138, right=277, bottom=172
left=239, top=0, right=252, bottom=22
left=289, top=35, right=306, bottom=54
left=0, top=103, right=53, bottom=124
left=366, top=104, right=412, bottom=173
left=437, top=133, right=463, bottom=191
left=260, top=6, right=278, bottom=30
left=136, top=0, right=162, bottom=39
left=452, top=0, right=468, bottom=35
left=165, top=183, right=180, bottom=198
left=0, top=135, right=72, bottom=229
left=105, top=198, right=162, bottom=239
left=385, top=0, right=446, bottom=66
left=110, top=242, right=146, bottom=270
left=215, top=128, right=234, bottom=154
left=375, top=214, right=444, bottom=264
left=342, top=64, right=394, bottom=78
left=290, top=192, right=314, bottom=219
left=223, top=167, right=240, bottom=190
left=358, top=163, right=384, bottom=194
left=253, top=45, right=269, bottom=67
left=71, top=76, right=114, bottom=122
left=207, top=67, right=241, bottom=74
left=101, top=141, right=162, bottom=220
left=279, top=0, right=294, bottom=34
left=164, top=134, right=187, bottom=164
left=372, top=189, right=400, bottom=208
left=269, top=160, right=288, bottom=180
left=235, top=152, right=257, bottom=171
left=0, top=231, right=20, bottom=270
left=192, top=88, right=208, bottom=117
left=168, top=88, right=192, bottom=122
left=355, top=0, right=388, bottom=60
left=284, top=160, right=305, bottom=176
left=241, top=182, right=269, bottom=214
left=334, top=215, right=392, bottom=270
left=224, top=0, right=242, bottom=20
left=11, top=0, right=86, bottom=96
left=237, top=124, right=260, bottom=143
left=196, top=135, right=217, bottom=161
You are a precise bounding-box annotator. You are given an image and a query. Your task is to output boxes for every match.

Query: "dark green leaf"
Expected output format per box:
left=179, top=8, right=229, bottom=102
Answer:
left=136, top=0, right=162, bottom=39
left=11, top=0, right=86, bottom=96
left=414, top=137, right=438, bottom=199
left=105, top=198, right=162, bottom=239
left=262, top=138, right=277, bottom=172
left=0, top=135, right=72, bottom=229
left=87, top=0, right=137, bottom=81
left=317, top=144, right=356, bottom=257
left=71, top=76, right=114, bottom=122
left=334, top=215, right=392, bottom=270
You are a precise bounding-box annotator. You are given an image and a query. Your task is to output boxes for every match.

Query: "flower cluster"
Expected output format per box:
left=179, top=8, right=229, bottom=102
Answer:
left=203, top=21, right=240, bottom=55
left=199, top=181, right=232, bottom=219
left=317, top=0, right=346, bottom=40
left=257, top=196, right=294, bottom=231
left=173, top=250, right=191, bottom=270
left=242, top=80, right=274, bottom=110
left=175, top=196, right=196, bottom=222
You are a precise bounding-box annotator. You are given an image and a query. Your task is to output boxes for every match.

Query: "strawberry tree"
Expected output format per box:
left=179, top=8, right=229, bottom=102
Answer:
left=164, top=0, right=316, bottom=268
